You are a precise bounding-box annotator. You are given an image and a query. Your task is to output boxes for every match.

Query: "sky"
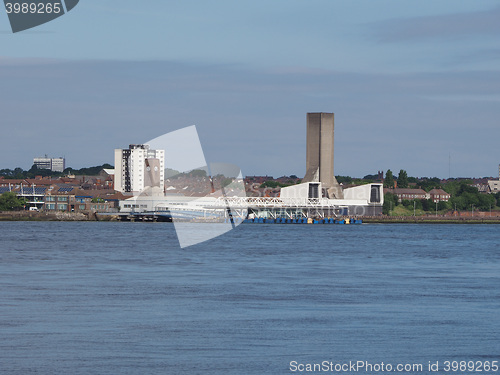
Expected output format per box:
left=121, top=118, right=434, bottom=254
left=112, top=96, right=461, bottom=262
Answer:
left=1, top=0, right=499, bottom=178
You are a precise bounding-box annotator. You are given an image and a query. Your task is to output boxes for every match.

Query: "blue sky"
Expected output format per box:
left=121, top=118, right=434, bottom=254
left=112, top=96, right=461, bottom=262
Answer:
left=1, top=0, right=499, bottom=178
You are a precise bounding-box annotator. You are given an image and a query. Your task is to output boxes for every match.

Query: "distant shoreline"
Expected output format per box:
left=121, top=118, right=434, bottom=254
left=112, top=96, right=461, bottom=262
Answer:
left=0, top=211, right=115, bottom=222
left=362, top=216, right=500, bottom=224
left=1, top=211, right=500, bottom=224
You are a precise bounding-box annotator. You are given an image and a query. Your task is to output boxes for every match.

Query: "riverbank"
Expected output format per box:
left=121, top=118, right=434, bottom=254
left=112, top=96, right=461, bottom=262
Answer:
left=0, top=211, right=118, bottom=221
left=362, top=216, right=500, bottom=224
left=2, top=211, right=500, bottom=224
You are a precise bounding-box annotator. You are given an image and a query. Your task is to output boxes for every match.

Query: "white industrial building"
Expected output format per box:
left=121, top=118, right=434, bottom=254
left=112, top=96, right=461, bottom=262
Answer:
left=117, top=181, right=383, bottom=219
left=279, top=181, right=383, bottom=216
left=114, top=144, right=165, bottom=195
left=116, top=113, right=384, bottom=219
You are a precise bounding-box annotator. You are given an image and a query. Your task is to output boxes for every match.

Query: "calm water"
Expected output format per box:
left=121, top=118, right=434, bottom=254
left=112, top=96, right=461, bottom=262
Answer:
left=0, top=222, right=499, bottom=374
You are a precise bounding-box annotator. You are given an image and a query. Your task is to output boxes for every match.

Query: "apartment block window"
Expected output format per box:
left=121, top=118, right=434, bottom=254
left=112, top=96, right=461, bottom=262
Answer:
left=57, top=196, right=68, bottom=202
left=46, top=203, right=55, bottom=210
left=79, top=205, right=86, bottom=210
left=57, top=204, right=67, bottom=210
left=45, top=196, right=56, bottom=202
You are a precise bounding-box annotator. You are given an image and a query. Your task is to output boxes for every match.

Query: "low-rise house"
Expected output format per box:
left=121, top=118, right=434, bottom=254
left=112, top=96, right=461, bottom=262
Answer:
left=384, top=188, right=428, bottom=202
left=18, top=185, right=47, bottom=210
left=44, top=193, right=71, bottom=211
left=488, top=180, right=500, bottom=193
left=43, top=188, right=120, bottom=213
left=245, top=176, right=274, bottom=184
left=0, top=184, right=47, bottom=210
left=0, top=179, right=28, bottom=188
left=428, top=188, right=451, bottom=202
left=70, top=195, right=116, bottom=213
left=73, top=175, right=114, bottom=190
left=475, top=184, right=491, bottom=193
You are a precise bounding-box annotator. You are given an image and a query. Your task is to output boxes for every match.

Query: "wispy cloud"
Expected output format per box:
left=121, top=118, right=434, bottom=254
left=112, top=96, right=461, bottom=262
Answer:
left=0, top=56, right=65, bottom=66
left=372, top=6, right=500, bottom=43
left=453, top=48, right=500, bottom=66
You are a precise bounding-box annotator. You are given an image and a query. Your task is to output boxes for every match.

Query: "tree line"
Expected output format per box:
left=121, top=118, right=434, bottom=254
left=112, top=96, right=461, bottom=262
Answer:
left=382, top=169, right=499, bottom=214
left=0, top=192, right=26, bottom=211
left=0, top=164, right=113, bottom=179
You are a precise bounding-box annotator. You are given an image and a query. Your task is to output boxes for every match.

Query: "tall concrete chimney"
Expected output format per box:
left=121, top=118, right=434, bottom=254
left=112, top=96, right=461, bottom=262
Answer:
left=303, top=112, right=343, bottom=198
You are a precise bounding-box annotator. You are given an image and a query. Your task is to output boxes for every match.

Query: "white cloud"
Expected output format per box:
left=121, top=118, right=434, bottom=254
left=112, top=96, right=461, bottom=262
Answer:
left=372, top=6, right=500, bottom=43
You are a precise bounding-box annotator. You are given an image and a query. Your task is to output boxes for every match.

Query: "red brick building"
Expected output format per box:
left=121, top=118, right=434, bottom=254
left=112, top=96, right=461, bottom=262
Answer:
left=428, top=188, right=451, bottom=202
left=384, top=188, right=428, bottom=202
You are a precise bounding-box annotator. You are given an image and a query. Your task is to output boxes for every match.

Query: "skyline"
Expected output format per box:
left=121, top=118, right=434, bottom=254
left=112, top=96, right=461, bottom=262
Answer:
left=1, top=1, right=499, bottom=178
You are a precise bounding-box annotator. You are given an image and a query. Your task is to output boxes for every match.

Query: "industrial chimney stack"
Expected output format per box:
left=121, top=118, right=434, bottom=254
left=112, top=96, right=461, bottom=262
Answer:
left=303, top=112, right=343, bottom=199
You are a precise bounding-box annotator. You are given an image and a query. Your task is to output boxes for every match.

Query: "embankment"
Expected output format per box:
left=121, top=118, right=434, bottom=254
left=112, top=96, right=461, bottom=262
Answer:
left=362, top=216, right=500, bottom=224
left=0, top=211, right=94, bottom=221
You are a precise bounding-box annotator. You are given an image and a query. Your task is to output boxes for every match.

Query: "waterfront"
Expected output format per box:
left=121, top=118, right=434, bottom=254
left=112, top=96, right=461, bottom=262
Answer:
left=0, top=222, right=499, bottom=374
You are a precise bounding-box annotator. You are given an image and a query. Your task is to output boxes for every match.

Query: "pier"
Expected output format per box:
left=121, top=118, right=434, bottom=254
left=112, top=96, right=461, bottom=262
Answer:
left=116, top=195, right=381, bottom=222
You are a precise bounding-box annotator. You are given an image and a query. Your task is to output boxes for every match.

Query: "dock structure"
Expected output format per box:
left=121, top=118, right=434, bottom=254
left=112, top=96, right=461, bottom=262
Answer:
left=211, top=196, right=343, bottom=220
left=116, top=192, right=382, bottom=222
left=116, top=111, right=385, bottom=222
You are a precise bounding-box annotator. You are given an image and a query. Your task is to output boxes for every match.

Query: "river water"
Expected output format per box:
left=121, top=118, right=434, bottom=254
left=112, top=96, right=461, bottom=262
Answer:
left=0, top=222, right=499, bottom=374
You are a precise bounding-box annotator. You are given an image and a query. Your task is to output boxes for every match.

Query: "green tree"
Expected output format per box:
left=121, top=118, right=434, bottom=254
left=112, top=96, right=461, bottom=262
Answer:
left=336, top=176, right=353, bottom=184
left=443, top=180, right=460, bottom=197
left=437, top=200, right=451, bottom=211
left=384, top=170, right=394, bottom=188
left=458, top=182, right=478, bottom=195
left=0, top=168, right=14, bottom=177
left=13, top=168, right=24, bottom=179
left=260, top=181, right=289, bottom=188
left=450, top=196, right=467, bottom=211
left=69, top=164, right=114, bottom=176
left=420, top=198, right=434, bottom=211
left=494, top=192, right=500, bottom=207
left=419, top=177, right=442, bottom=192
left=165, top=168, right=181, bottom=178
left=0, top=192, right=25, bottom=211
left=383, top=193, right=398, bottom=215
left=27, top=164, right=57, bottom=178
left=397, top=170, right=409, bottom=188
left=189, top=169, right=207, bottom=177
left=462, top=192, right=480, bottom=208
left=414, top=199, right=423, bottom=210
left=445, top=181, right=498, bottom=212
left=478, top=194, right=495, bottom=211
left=1, top=163, right=116, bottom=179
left=402, top=199, right=411, bottom=208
